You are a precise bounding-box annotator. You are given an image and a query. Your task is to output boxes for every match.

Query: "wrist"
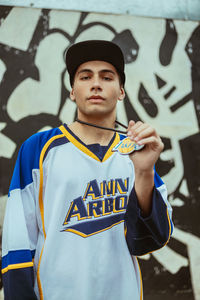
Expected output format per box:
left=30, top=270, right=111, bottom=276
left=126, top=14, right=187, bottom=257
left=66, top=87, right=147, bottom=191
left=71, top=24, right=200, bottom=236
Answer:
left=134, top=168, right=154, bottom=178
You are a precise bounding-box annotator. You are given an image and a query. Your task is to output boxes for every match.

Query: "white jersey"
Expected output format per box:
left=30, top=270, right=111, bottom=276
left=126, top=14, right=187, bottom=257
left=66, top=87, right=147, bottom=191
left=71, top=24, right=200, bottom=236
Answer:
left=2, top=124, right=173, bottom=300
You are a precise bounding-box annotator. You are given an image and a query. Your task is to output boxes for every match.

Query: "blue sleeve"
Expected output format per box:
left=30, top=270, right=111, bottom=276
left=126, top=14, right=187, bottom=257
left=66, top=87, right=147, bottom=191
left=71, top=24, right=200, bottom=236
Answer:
left=124, top=174, right=173, bottom=256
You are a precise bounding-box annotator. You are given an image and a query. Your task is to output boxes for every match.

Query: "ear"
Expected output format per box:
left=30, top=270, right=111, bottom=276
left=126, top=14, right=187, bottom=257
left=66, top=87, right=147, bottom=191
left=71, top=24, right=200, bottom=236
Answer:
left=70, top=88, right=76, bottom=102
left=118, top=87, right=125, bottom=101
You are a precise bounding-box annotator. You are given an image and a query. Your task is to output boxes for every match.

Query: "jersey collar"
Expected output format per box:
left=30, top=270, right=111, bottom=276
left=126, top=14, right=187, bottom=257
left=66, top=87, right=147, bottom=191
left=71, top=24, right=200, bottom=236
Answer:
left=59, top=124, right=120, bottom=162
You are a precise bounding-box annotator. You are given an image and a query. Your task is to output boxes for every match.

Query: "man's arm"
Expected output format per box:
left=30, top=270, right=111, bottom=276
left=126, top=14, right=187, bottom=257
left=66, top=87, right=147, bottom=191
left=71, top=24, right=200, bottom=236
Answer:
left=127, top=120, right=164, bottom=216
left=124, top=120, right=173, bottom=255
left=124, top=171, right=173, bottom=256
left=1, top=141, right=38, bottom=300
left=134, top=169, right=154, bottom=217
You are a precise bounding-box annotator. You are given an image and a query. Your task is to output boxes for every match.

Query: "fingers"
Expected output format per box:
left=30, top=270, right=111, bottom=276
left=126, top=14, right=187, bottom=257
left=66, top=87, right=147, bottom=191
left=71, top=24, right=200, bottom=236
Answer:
left=136, top=136, right=164, bottom=152
left=127, top=120, right=163, bottom=149
left=128, top=120, right=135, bottom=128
left=127, top=121, right=156, bottom=140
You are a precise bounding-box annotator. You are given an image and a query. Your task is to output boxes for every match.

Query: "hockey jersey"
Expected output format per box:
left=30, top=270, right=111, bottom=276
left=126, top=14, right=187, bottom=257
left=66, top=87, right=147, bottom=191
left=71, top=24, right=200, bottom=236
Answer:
left=2, top=124, right=173, bottom=300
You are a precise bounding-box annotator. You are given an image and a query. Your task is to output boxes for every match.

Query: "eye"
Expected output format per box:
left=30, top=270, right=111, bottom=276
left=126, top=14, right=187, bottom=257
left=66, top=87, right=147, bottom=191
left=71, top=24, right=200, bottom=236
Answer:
left=80, top=75, right=90, bottom=80
left=103, top=76, right=112, bottom=81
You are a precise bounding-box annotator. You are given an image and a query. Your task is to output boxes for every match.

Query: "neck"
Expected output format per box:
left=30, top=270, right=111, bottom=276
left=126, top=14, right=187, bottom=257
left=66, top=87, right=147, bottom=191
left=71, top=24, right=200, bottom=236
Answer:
left=68, top=115, right=116, bottom=145
left=78, top=113, right=116, bottom=127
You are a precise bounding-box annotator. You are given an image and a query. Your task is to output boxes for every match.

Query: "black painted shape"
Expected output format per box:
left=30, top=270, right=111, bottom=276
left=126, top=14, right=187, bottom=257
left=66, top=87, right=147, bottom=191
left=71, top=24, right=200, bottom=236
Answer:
left=0, top=44, right=39, bottom=122
left=57, top=69, right=70, bottom=116
left=48, top=28, right=72, bottom=42
left=140, top=256, right=194, bottom=300
left=155, top=73, right=167, bottom=89
left=38, top=10, right=71, bottom=42
left=180, top=133, right=200, bottom=204
left=138, top=83, right=158, bottom=117
left=168, top=237, right=188, bottom=258
left=73, top=12, right=91, bottom=40
left=185, top=25, right=200, bottom=66
left=71, top=12, right=116, bottom=42
left=0, top=6, right=13, bottom=21
left=156, top=137, right=174, bottom=178
left=173, top=203, right=200, bottom=238
left=185, top=25, right=200, bottom=128
left=0, top=9, right=53, bottom=123
left=159, top=19, right=178, bottom=66
left=112, top=30, right=139, bottom=64
left=169, top=133, right=200, bottom=238
left=123, top=92, right=141, bottom=123
left=0, top=43, right=40, bottom=123
left=0, top=156, right=16, bottom=196
left=170, top=92, right=192, bottom=112
left=62, top=13, right=93, bottom=61
left=29, top=9, right=50, bottom=47
left=164, top=86, right=176, bottom=99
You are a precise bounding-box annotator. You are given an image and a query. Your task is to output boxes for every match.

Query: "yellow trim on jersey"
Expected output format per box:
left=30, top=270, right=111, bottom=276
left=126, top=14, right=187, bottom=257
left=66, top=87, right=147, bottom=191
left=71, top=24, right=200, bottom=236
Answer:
left=64, top=219, right=124, bottom=238
left=59, top=125, right=120, bottom=162
left=37, top=133, right=65, bottom=300
left=165, top=207, right=172, bottom=244
left=59, top=125, right=101, bottom=161
left=136, top=257, right=143, bottom=300
left=124, top=223, right=127, bottom=237
left=37, top=245, right=45, bottom=300
left=1, top=261, right=34, bottom=274
left=102, top=133, right=120, bottom=162
left=39, top=133, right=65, bottom=239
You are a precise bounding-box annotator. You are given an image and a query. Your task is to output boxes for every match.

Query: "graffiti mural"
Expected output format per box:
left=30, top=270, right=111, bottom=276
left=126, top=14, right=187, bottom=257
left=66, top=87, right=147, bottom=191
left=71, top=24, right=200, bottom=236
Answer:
left=0, top=6, right=200, bottom=300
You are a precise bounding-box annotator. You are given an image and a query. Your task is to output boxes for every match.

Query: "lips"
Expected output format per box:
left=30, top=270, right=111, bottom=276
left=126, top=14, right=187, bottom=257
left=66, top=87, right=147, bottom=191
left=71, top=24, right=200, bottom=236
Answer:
left=87, top=95, right=105, bottom=103
left=88, top=95, right=105, bottom=100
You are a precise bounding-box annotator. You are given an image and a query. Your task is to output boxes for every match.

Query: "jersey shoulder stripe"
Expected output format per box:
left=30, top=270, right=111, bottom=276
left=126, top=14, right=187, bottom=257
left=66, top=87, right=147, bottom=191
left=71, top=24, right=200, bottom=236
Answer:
left=9, top=127, right=68, bottom=193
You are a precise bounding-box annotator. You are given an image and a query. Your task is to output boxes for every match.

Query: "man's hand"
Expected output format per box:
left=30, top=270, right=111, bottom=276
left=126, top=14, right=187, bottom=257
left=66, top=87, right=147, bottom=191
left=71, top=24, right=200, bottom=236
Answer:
left=127, top=120, right=164, bottom=216
left=127, top=120, right=164, bottom=173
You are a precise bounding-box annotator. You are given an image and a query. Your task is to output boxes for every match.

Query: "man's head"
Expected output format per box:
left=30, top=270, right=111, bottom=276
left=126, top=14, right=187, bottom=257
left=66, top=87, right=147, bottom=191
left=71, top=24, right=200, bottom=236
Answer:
left=65, top=40, right=125, bottom=120
left=65, top=40, right=125, bottom=87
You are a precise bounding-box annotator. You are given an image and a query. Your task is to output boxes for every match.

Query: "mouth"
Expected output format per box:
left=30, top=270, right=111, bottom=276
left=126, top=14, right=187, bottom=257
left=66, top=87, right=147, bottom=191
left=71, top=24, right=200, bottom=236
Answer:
left=88, top=95, right=105, bottom=102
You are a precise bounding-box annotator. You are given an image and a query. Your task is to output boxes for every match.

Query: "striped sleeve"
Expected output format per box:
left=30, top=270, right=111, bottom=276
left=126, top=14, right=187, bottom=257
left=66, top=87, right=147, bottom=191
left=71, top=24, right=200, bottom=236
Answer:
left=124, top=170, right=173, bottom=256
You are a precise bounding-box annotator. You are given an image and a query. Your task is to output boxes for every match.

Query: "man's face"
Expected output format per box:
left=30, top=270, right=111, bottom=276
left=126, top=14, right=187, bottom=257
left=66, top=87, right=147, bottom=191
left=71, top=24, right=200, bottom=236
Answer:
left=70, top=60, right=125, bottom=120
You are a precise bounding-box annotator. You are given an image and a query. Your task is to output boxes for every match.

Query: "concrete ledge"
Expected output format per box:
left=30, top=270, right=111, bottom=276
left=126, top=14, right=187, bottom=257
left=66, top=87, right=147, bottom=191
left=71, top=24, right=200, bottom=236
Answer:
left=0, top=0, right=200, bottom=21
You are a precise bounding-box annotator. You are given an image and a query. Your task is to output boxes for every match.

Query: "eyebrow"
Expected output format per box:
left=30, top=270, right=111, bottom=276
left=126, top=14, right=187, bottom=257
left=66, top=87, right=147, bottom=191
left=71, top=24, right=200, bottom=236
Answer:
left=77, top=69, right=116, bottom=75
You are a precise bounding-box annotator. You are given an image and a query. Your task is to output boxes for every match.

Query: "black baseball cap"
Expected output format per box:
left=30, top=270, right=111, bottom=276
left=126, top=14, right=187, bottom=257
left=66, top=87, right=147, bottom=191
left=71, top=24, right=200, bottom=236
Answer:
left=65, top=40, right=125, bottom=86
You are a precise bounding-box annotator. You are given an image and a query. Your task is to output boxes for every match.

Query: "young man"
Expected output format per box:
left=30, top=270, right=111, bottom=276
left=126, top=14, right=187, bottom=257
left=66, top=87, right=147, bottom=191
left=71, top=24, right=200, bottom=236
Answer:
left=1, top=40, right=173, bottom=300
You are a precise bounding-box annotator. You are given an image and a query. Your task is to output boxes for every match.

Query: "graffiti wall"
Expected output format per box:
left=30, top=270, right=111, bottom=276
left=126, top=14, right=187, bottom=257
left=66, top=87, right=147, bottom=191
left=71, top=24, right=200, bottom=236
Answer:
left=0, top=6, right=200, bottom=300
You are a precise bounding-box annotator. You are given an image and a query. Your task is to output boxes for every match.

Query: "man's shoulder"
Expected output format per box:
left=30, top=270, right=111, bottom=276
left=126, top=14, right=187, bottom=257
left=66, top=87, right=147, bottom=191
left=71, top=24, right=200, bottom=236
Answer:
left=22, top=127, right=62, bottom=152
left=17, top=126, right=64, bottom=166
left=25, top=127, right=62, bottom=144
left=9, top=127, right=65, bottom=193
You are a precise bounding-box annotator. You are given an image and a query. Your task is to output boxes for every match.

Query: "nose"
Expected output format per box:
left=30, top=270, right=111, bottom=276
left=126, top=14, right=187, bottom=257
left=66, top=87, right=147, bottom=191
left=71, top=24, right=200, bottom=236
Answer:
left=90, top=75, right=102, bottom=92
